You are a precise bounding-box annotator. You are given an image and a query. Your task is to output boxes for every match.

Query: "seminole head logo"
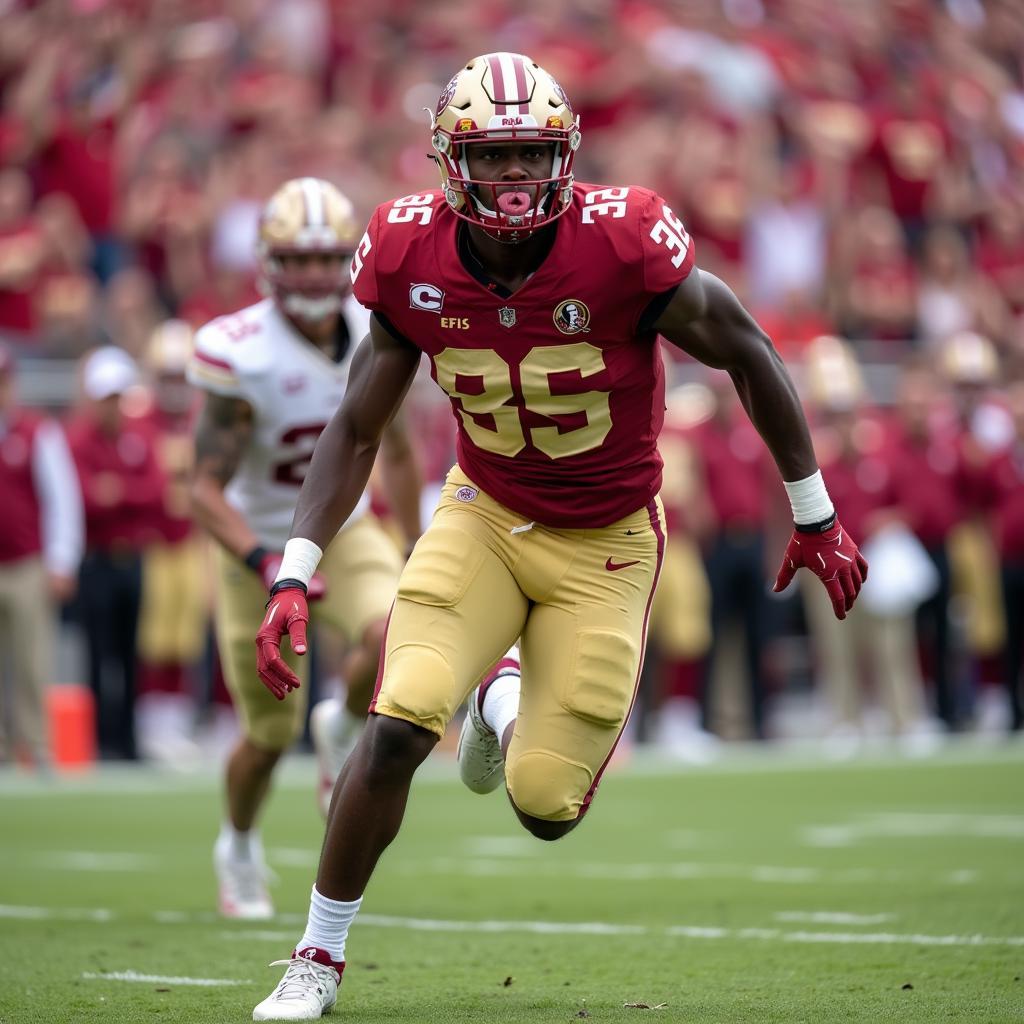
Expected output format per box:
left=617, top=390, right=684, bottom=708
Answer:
left=436, top=74, right=459, bottom=115
left=553, top=298, right=591, bottom=335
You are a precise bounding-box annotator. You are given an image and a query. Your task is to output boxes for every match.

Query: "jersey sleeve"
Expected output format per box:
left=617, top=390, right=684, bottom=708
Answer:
left=632, top=189, right=696, bottom=330
left=187, top=320, right=248, bottom=398
left=350, top=205, right=384, bottom=312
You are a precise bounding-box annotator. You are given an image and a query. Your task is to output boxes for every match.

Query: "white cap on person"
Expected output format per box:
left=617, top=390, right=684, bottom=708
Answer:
left=82, top=346, right=139, bottom=400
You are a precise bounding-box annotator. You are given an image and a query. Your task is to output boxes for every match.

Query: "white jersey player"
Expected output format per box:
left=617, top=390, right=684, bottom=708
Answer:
left=192, top=294, right=372, bottom=547
left=187, top=178, right=420, bottom=920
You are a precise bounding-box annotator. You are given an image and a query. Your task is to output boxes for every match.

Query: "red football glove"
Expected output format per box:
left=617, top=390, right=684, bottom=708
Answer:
left=255, top=585, right=309, bottom=700
left=773, top=518, right=868, bottom=620
left=248, top=548, right=327, bottom=601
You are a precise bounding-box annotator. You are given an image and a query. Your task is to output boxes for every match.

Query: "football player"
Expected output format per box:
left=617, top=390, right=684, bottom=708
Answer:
left=250, top=56, right=867, bottom=1019
left=187, top=178, right=419, bottom=921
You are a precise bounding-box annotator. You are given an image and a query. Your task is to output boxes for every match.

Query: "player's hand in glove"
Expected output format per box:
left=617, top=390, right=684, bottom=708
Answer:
left=245, top=546, right=327, bottom=600
left=773, top=516, right=868, bottom=620
left=255, top=582, right=309, bottom=700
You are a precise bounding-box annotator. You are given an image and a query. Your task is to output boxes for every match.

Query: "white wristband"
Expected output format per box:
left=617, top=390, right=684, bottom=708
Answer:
left=275, top=537, right=324, bottom=587
left=783, top=470, right=835, bottom=526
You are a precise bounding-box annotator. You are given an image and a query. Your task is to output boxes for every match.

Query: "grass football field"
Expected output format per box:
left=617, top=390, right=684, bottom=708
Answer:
left=1, top=741, right=1022, bottom=1024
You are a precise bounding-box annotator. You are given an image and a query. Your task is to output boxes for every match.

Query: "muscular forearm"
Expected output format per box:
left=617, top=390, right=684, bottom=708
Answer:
left=190, top=477, right=261, bottom=559
left=728, top=344, right=818, bottom=482
left=290, top=411, right=379, bottom=550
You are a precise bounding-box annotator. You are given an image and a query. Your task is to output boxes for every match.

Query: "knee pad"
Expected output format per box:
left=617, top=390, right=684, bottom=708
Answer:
left=562, top=628, right=638, bottom=727
left=245, top=701, right=304, bottom=753
left=374, top=643, right=456, bottom=737
left=506, top=749, right=592, bottom=822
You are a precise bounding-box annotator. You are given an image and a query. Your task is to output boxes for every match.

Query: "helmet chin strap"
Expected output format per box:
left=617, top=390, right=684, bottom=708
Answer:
left=281, top=293, right=343, bottom=321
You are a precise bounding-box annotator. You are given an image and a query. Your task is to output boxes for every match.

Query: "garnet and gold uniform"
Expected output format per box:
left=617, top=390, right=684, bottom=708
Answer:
left=352, top=182, right=694, bottom=819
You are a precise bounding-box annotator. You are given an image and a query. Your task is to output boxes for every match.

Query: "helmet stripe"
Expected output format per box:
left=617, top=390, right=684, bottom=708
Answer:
left=486, top=54, right=508, bottom=112
left=496, top=52, right=526, bottom=114
left=300, top=177, right=325, bottom=228
left=510, top=54, right=529, bottom=114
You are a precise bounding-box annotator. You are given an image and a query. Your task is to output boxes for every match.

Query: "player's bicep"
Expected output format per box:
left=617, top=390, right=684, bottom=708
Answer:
left=193, top=393, right=254, bottom=487
left=656, top=269, right=775, bottom=371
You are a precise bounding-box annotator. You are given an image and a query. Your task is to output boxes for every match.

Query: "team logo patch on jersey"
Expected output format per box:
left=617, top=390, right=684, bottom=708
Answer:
left=498, top=306, right=517, bottom=329
left=553, top=299, right=591, bottom=334
left=455, top=485, right=478, bottom=503
left=410, top=283, right=445, bottom=313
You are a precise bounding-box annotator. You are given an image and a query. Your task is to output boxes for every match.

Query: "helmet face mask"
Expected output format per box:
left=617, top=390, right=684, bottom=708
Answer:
left=258, top=178, right=360, bottom=322
left=431, top=53, right=580, bottom=241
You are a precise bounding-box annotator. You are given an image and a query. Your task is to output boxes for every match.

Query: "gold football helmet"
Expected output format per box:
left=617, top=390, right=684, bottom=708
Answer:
left=258, top=178, right=360, bottom=321
left=146, top=319, right=193, bottom=376
left=430, top=53, right=580, bottom=239
left=940, top=331, right=998, bottom=385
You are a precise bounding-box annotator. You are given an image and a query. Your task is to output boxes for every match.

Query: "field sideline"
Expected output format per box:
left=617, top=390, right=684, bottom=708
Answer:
left=1, top=740, right=1022, bottom=1023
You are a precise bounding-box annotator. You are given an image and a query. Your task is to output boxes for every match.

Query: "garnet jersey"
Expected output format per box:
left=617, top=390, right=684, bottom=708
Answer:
left=352, top=183, right=695, bottom=528
left=188, top=296, right=371, bottom=549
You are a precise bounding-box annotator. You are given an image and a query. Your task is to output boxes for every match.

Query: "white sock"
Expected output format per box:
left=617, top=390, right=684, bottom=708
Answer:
left=482, top=652, right=521, bottom=739
left=298, top=885, right=362, bottom=962
left=216, top=822, right=262, bottom=864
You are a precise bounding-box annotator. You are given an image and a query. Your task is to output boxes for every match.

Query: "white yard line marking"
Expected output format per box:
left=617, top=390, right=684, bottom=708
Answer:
left=81, top=970, right=250, bottom=987
left=0, top=904, right=113, bottom=921
left=407, top=857, right=978, bottom=887
left=267, top=847, right=318, bottom=868
left=463, top=836, right=540, bottom=857
left=7, top=904, right=1021, bottom=949
left=803, top=812, right=1024, bottom=847
left=222, top=916, right=1024, bottom=949
left=776, top=911, right=896, bottom=926
left=358, top=914, right=647, bottom=935
left=39, top=851, right=158, bottom=872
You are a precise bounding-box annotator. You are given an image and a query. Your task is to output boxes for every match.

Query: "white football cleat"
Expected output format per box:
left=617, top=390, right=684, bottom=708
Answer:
left=457, top=654, right=519, bottom=795
left=215, top=843, right=274, bottom=920
left=252, top=947, right=342, bottom=1021
left=310, top=698, right=363, bottom=819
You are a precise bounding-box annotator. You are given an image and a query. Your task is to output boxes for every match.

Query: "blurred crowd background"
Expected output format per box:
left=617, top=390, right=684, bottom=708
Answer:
left=1, top=0, right=1023, bottom=770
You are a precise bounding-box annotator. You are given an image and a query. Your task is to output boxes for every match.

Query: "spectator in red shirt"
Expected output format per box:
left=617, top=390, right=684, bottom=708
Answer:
left=130, top=321, right=208, bottom=763
left=885, top=361, right=970, bottom=727
left=833, top=204, right=918, bottom=343
left=0, top=343, right=83, bottom=769
left=0, top=168, right=47, bottom=339
left=649, top=383, right=714, bottom=759
left=916, top=225, right=1008, bottom=351
left=66, top=346, right=166, bottom=761
left=802, top=336, right=935, bottom=753
left=31, top=193, right=101, bottom=357
left=975, top=191, right=1024, bottom=317
left=691, top=372, right=777, bottom=740
left=978, top=381, right=1024, bottom=732
left=18, top=34, right=125, bottom=283
left=864, top=72, right=953, bottom=247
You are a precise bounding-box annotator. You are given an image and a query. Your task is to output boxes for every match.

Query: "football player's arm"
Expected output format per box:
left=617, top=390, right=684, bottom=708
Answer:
left=379, top=406, right=423, bottom=554
left=190, top=392, right=262, bottom=560
left=655, top=269, right=816, bottom=482
left=655, top=269, right=867, bottom=618
left=290, top=316, right=421, bottom=551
